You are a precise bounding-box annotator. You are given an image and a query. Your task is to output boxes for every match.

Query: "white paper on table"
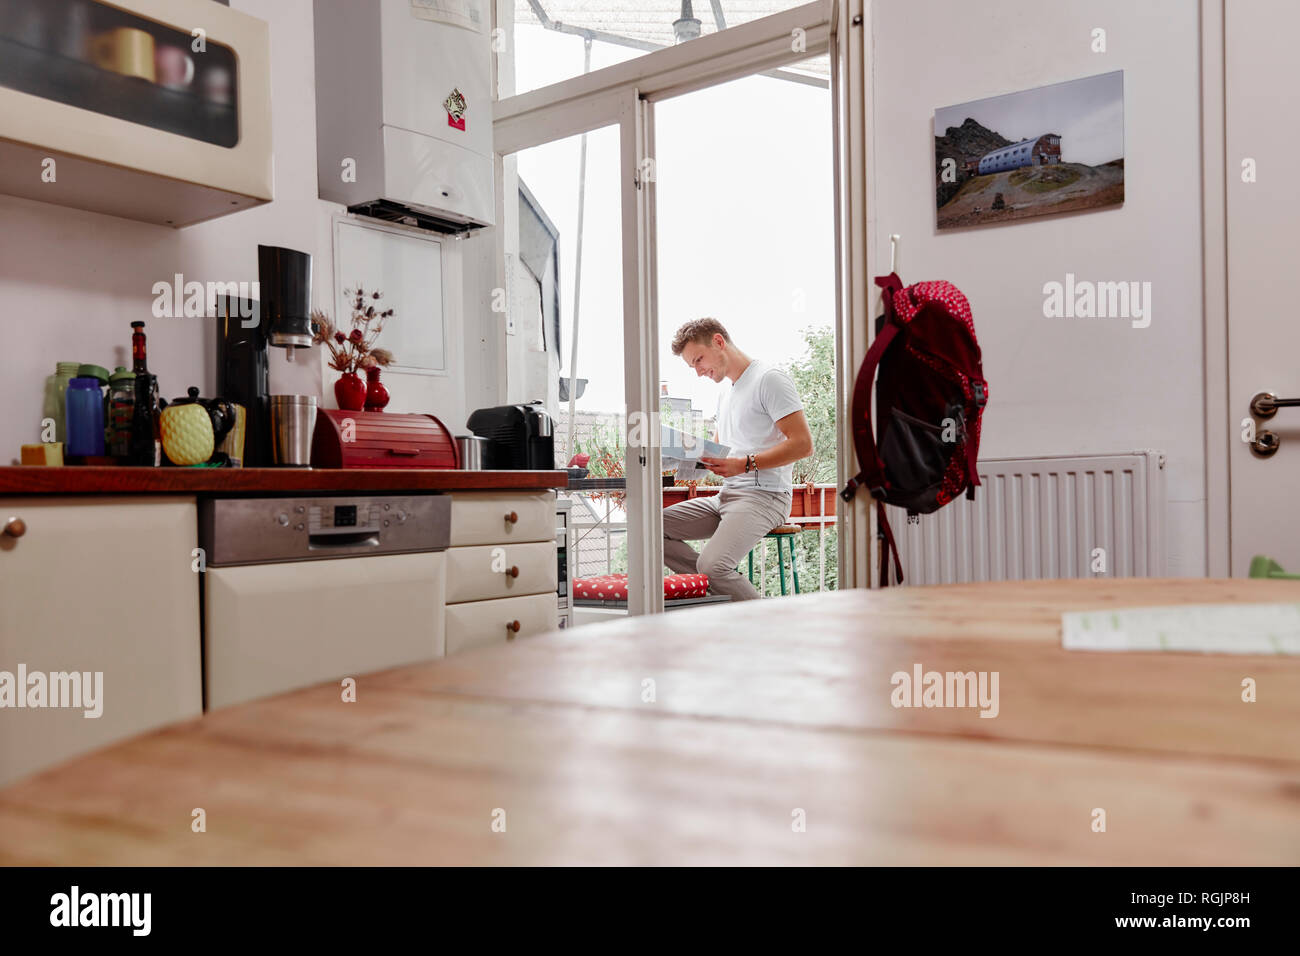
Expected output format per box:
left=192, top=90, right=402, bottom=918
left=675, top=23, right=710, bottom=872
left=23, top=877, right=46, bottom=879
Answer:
left=1061, top=602, right=1300, bottom=655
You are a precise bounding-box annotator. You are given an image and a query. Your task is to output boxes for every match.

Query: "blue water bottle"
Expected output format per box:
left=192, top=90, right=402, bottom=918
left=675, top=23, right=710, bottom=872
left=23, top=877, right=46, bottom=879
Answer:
left=66, top=377, right=106, bottom=457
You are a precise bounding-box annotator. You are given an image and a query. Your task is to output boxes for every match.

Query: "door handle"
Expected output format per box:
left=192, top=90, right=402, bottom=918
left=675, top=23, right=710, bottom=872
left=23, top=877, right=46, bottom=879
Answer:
left=1250, top=391, right=1300, bottom=419
left=1248, top=391, right=1296, bottom=457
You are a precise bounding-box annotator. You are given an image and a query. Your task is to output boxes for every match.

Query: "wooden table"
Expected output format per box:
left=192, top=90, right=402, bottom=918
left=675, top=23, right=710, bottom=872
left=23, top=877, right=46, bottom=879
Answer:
left=3, top=579, right=1299, bottom=865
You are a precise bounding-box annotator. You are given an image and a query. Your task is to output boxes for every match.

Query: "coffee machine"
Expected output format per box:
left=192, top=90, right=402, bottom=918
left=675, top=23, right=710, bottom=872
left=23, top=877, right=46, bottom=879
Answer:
left=216, top=245, right=314, bottom=466
left=465, top=401, right=555, bottom=470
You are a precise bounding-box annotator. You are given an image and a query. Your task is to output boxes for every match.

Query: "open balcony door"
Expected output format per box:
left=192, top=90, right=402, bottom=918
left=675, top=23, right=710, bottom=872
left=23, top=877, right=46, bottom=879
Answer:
left=495, top=1, right=853, bottom=609
left=832, top=0, right=873, bottom=588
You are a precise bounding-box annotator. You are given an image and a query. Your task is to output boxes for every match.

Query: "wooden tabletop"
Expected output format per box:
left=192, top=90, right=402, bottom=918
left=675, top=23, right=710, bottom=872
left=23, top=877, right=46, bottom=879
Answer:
left=2, top=578, right=1298, bottom=865
left=0, top=466, right=568, bottom=495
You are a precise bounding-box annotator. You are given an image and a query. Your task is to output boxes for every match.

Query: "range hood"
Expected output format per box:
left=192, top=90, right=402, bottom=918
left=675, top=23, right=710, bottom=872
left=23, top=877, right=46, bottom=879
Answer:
left=313, top=0, right=494, bottom=233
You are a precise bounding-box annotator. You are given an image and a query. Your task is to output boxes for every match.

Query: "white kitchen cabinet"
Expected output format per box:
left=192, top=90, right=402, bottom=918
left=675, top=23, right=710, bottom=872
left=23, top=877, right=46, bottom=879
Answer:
left=205, top=552, right=446, bottom=711
left=444, top=491, right=558, bottom=655
left=0, top=0, right=272, bottom=226
left=0, top=496, right=202, bottom=787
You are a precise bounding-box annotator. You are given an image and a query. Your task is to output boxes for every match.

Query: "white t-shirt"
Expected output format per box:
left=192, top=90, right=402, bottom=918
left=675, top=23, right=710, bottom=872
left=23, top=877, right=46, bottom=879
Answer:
left=715, top=360, right=804, bottom=494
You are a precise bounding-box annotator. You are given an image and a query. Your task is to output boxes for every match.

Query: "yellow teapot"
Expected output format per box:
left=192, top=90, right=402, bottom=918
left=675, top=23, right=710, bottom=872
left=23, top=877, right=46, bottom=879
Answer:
left=159, top=387, right=235, bottom=466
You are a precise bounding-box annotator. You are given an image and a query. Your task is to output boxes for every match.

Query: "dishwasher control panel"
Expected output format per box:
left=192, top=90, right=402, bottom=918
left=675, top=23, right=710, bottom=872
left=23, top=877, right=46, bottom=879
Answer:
left=199, top=495, right=452, bottom=567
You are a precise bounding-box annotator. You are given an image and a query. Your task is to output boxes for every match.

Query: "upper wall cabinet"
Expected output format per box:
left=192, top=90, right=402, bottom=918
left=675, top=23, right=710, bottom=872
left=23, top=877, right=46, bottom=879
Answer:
left=0, top=0, right=272, bottom=227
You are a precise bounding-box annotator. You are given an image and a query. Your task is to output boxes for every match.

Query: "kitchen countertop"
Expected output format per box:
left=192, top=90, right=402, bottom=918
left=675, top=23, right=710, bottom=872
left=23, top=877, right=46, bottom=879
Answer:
left=2, top=578, right=1298, bottom=865
left=0, top=466, right=568, bottom=495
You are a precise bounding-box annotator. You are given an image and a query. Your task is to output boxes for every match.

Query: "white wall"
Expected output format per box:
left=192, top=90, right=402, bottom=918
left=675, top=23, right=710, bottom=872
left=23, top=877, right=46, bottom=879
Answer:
left=0, top=0, right=475, bottom=462
left=869, top=0, right=1206, bottom=575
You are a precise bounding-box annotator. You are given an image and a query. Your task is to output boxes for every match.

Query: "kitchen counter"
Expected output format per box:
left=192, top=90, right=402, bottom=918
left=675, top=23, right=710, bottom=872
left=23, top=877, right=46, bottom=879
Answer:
left=2, top=578, right=1298, bottom=865
left=0, top=466, right=568, bottom=495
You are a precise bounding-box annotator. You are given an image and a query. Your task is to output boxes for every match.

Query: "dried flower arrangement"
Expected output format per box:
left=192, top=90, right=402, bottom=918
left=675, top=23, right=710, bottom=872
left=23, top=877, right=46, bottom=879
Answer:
left=311, top=286, right=396, bottom=373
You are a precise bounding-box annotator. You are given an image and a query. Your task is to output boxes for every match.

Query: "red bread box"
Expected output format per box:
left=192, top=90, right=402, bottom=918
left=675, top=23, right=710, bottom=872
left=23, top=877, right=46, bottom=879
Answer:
left=311, top=409, right=461, bottom=469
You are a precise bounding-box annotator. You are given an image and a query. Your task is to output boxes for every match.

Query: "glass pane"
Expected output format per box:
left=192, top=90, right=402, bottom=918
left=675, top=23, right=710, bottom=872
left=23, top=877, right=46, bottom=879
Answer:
left=508, top=126, right=630, bottom=623
left=0, top=0, right=239, bottom=147
left=506, top=1, right=827, bottom=97
left=655, top=61, right=838, bottom=597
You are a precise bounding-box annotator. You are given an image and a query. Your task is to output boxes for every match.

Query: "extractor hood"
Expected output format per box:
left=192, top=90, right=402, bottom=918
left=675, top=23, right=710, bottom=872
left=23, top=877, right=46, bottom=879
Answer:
left=313, top=0, right=494, bottom=233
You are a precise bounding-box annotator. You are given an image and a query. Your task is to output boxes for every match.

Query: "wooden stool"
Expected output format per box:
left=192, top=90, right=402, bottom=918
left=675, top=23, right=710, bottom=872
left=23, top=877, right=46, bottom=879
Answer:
left=746, top=524, right=803, bottom=596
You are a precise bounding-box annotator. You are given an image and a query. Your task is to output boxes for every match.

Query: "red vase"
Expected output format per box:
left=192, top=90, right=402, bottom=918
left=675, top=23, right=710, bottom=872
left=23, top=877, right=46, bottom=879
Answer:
left=364, top=366, right=390, bottom=411
left=334, top=371, right=367, bottom=411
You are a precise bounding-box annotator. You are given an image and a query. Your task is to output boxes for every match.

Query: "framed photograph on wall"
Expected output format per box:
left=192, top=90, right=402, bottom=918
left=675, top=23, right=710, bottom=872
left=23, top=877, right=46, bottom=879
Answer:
left=935, top=70, right=1125, bottom=229
left=332, top=215, right=448, bottom=375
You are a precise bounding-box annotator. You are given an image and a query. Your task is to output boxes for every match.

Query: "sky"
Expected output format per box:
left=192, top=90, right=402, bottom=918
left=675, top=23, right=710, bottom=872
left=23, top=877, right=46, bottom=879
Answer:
left=934, top=70, right=1125, bottom=167
left=512, top=23, right=835, bottom=422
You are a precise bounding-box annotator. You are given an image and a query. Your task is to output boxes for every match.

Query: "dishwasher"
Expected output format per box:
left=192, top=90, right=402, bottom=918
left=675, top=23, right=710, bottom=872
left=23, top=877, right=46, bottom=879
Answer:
left=199, top=495, right=451, bottom=710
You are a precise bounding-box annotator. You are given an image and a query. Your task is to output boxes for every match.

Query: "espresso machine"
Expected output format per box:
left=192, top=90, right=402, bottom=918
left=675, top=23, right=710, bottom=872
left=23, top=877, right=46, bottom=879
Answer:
left=216, top=245, right=314, bottom=466
left=465, top=401, right=555, bottom=470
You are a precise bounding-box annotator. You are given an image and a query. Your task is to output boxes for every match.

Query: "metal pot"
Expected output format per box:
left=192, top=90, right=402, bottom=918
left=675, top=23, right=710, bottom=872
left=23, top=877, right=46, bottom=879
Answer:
left=456, top=435, right=488, bottom=470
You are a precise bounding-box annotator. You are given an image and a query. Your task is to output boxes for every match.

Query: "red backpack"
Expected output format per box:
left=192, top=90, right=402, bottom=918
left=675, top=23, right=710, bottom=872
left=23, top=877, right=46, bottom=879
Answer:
left=840, top=273, right=988, bottom=586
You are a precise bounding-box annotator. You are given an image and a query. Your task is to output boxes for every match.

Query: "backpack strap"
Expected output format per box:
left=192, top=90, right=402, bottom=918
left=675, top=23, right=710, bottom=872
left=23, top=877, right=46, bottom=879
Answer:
left=876, top=500, right=904, bottom=586
left=963, top=378, right=987, bottom=498
left=840, top=273, right=905, bottom=503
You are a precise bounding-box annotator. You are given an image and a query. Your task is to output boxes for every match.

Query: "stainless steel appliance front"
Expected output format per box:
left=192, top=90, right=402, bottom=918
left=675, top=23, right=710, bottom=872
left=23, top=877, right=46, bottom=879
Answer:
left=200, top=494, right=451, bottom=566
left=200, top=493, right=451, bottom=711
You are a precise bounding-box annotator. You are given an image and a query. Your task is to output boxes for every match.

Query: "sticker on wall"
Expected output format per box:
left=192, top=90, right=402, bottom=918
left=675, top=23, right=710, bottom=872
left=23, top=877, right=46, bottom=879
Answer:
left=934, top=70, right=1124, bottom=229
left=444, top=88, right=468, bottom=131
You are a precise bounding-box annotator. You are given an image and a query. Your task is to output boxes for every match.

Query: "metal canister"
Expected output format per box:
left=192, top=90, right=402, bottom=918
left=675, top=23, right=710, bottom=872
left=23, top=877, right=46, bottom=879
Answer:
left=270, top=395, right=318, bottom=467
left=456, top=435, right=488, bottom=470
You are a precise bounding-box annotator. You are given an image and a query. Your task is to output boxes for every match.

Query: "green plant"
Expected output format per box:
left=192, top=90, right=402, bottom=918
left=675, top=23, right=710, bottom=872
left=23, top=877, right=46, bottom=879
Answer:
left=783, top=326, right=837, bottom=484
left=575, top=420, right=626, bottom=508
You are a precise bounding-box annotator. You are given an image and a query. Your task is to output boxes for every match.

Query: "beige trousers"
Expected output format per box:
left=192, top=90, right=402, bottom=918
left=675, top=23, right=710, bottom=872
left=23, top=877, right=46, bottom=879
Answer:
left=663, top=485, right=792, bottom=602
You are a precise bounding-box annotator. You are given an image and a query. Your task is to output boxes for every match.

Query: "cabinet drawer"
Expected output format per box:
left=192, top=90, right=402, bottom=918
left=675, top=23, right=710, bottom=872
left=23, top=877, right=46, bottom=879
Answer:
left=445, top=593, right=558, bottom=656
left=446, top=541, right=556, bottom=604
left=449, top=492, right=554, bottom=546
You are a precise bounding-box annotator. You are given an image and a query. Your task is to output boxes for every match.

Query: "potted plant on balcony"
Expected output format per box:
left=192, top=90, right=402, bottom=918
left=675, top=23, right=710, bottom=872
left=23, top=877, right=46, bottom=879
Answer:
left=575, top=424, right=627, bottom=509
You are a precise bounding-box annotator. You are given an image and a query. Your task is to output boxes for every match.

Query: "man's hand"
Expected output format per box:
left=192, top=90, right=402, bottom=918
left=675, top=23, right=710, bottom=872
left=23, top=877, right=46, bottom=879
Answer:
left=700, top=455, right=745, bottom=478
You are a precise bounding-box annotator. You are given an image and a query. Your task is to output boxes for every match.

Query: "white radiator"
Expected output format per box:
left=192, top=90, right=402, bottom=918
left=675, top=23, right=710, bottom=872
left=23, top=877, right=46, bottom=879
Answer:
left=884, top=452, right=1166, bottom=585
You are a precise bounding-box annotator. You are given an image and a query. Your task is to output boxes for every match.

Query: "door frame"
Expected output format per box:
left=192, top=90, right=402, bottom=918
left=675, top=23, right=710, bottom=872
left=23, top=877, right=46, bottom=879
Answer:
left=492, top=1, right=855, bottom=611
left=1200, top=0, right=1230, bottom=576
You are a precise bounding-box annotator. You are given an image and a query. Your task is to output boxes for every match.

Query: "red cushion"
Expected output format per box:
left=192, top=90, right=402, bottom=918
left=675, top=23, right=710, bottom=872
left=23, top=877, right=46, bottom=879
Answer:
left=573, top=573, right=709, bottom=601
left=573, top=574, right=629, bottom=601
left=664, top=573, right=709, bottom=598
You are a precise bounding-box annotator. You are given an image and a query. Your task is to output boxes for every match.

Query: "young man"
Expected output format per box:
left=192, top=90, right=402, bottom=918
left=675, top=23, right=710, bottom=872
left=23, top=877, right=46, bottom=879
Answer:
left=664, top=318, right=813, bottom=602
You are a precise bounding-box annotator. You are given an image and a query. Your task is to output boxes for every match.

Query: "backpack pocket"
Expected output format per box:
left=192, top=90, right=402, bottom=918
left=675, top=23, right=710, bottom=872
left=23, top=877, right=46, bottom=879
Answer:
left=881, top=408, right=949, bottom=491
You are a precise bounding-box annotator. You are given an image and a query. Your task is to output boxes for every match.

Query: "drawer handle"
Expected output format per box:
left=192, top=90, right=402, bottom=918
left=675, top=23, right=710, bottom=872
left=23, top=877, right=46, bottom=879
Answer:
left=506, top=620, right=520, bottom=639
left=507, top=565, right=520, bottom=578
left=505, top=511, right=519, bottom=524
left=3, top=517, right=26, bottom=538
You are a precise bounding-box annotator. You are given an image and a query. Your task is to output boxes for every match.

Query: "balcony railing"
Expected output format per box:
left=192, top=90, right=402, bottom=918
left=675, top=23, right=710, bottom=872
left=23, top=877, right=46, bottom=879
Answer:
left=562, top=481, right=839, bottom=596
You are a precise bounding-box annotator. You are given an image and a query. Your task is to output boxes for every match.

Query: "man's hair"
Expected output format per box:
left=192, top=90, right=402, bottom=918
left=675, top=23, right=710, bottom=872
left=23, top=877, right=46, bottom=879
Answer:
left=671, top=318, right=731, bottom=356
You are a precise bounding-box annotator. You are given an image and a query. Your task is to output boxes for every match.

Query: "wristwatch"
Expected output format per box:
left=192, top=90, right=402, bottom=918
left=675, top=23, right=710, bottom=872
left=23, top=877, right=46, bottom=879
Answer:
left=745, top=454, right=756, bottom=473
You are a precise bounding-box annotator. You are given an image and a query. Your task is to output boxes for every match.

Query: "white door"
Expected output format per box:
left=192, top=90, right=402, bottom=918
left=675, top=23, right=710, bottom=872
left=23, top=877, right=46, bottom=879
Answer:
left=1225, top=0, right=1300, bottom=574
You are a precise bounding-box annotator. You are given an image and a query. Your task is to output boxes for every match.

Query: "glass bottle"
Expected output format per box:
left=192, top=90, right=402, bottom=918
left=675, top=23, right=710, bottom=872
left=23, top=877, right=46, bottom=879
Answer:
left=42, top=361, right=81, bottom=444
left=129, top=321, right=160, bottom=466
